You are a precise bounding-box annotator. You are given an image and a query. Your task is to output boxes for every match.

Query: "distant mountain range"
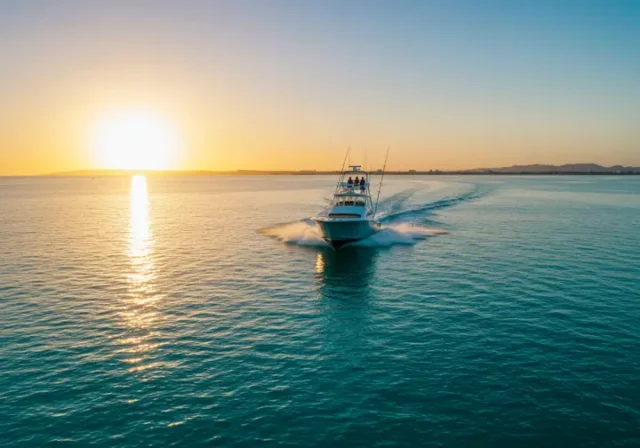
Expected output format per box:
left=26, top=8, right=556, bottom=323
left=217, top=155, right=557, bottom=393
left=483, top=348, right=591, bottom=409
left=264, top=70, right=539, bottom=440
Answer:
left=43, top=163, right=640, bottom=177
left=463, top=163, right=640, bottom=174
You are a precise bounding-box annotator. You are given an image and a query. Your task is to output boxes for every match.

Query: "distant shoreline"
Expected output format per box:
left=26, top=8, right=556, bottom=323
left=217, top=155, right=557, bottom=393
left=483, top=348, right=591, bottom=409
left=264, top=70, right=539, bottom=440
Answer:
left=2, top=164, right=639, bottom=177
left=35, top=170, right=640, bottom=177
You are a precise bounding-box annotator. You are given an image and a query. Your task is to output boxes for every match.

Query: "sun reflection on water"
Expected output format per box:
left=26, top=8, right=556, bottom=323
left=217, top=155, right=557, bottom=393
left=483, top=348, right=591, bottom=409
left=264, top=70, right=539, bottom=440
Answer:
left=129, top=175, right=151, bottom=257
left=128, top=175, right=154, bottom=302
left=119, top=175, right=162, bottom=371
left=314, top=252, right=326, bottom=275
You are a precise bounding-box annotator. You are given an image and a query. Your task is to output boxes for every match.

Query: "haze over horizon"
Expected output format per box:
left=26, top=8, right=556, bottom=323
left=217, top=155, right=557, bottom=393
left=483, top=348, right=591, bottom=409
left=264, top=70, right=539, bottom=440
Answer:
left=1, top=0, right=638, bottom=175
left=36, top=161, right=640, bottom=177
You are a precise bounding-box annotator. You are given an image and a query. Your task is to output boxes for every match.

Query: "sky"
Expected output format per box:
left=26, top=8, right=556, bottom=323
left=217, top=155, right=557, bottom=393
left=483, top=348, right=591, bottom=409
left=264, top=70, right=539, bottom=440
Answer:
left=0, top=0, right=638, bottom=174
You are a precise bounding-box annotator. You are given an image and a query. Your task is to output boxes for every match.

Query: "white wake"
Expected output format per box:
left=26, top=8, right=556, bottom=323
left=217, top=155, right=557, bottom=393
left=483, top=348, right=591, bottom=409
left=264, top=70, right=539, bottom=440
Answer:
left=259, top=220, right=447, bottom=248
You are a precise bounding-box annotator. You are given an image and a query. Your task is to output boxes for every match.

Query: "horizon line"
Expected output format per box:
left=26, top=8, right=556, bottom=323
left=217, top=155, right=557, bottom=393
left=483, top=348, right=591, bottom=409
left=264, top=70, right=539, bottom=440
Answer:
left=1, top=162, right=639, bottom=177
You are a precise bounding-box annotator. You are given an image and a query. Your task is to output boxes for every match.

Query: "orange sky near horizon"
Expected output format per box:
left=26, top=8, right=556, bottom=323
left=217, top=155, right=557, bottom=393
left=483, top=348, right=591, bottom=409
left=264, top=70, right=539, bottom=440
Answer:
left=2, top=76, right=633, bottom=175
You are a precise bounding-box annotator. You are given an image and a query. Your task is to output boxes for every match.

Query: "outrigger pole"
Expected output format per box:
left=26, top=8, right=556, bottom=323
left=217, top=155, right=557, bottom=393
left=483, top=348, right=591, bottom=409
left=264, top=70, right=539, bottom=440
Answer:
left=374, top=147, right=390, bottom=216
left=334, top=146, right=350, bottom=194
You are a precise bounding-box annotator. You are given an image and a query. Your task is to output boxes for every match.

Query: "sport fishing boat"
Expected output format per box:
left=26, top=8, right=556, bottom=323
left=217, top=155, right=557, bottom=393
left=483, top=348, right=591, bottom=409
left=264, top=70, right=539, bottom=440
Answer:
left=313, top=164, right=383, bottom=248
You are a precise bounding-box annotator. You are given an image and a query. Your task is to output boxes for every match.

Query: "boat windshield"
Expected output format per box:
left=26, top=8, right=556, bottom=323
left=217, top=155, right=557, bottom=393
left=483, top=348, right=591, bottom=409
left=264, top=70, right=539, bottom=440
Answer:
left=333, top=196, right=366, bottom=207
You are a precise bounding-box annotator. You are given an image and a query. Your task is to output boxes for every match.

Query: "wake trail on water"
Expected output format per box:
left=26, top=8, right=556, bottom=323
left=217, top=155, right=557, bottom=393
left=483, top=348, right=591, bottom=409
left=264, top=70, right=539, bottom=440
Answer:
left=376, top=186, right=484, bottom=223
left=259, top=183, right=487, bottom=248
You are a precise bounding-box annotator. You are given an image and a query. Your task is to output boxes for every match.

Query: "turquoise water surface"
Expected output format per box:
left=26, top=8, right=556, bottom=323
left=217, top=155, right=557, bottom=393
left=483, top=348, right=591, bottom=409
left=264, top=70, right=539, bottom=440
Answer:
left=1, top=175, right=639, bottom=447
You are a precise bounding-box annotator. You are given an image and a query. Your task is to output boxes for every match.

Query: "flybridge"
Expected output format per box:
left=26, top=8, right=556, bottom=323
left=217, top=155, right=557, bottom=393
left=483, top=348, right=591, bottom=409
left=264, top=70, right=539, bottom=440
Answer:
left=335, top=168, right=371, bottom=198
left=326, top=157, right=376, bottom=216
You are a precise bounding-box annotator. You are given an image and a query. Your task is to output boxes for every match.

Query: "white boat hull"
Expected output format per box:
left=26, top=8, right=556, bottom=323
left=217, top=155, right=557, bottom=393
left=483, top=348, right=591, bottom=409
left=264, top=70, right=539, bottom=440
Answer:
left=313, top=218, right=380, bottom=248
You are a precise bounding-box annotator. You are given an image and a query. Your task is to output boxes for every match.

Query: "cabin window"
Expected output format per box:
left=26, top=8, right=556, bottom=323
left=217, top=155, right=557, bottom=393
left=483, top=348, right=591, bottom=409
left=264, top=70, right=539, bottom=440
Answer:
left=334, top=196, right=366, bottom=207
left=328, top=213, right=361, bottom=218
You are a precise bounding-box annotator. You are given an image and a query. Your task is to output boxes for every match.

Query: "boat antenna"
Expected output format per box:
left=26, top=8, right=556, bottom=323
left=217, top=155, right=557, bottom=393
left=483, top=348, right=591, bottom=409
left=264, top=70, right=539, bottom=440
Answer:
left=335, top=146, right=350, bottom=194
left=374, top=147, right=390, bottom=216
left=364, top=147, right=368, bottom=173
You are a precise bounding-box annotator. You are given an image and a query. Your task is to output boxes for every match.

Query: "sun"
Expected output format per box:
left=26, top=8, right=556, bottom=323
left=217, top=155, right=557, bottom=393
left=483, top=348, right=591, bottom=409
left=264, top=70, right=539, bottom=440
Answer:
left=92, top=109, right=181, bottom=170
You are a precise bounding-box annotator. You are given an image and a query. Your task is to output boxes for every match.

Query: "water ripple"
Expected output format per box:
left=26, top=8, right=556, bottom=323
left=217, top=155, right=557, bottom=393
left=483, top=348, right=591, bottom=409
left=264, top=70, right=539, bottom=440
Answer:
left=1, top=175, right=639, bottom=447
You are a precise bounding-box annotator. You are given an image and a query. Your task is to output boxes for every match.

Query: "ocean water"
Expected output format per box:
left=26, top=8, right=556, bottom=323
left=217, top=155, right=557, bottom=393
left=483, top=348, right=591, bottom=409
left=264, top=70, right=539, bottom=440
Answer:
left=1, top=175, right=639, bottom=447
